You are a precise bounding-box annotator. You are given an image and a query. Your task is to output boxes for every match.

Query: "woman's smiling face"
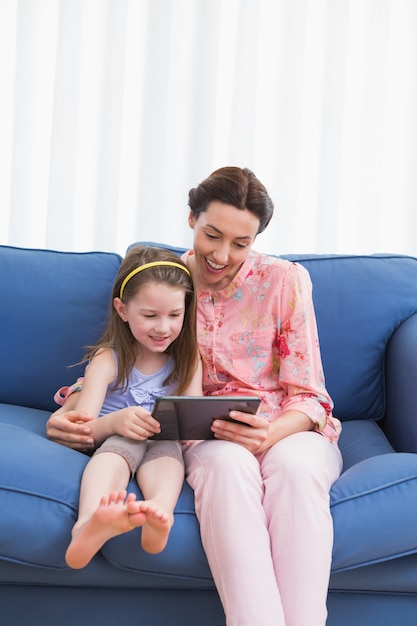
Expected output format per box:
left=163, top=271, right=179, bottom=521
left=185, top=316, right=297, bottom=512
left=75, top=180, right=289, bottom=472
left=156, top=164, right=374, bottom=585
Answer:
left=188, top=200, right=260, bottom=292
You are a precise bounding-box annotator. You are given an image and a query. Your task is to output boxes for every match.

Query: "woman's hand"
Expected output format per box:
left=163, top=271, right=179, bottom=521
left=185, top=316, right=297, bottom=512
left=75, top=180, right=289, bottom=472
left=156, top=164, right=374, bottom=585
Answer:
left=46, top=410, right=95, bottom=451
left=211, top=408, right=314, bottom=454
left=211, top=410, right=271, bottom=454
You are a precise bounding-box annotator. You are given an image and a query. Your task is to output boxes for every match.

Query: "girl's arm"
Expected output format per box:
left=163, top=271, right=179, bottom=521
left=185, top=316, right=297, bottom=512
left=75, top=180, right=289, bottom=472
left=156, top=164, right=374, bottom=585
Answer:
left=75, top=350, right=114, bottom=414
left=73, top=349, right=118, bottom=445
left=47, top=352, right=165, bottom=448
left=76, top=350, right=161, bottom=444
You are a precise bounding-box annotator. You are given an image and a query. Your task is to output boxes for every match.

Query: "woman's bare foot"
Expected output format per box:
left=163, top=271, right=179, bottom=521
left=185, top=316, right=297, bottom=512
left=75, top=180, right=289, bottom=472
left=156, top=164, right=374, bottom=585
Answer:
left=127, top=499, right=173, bottom=554
left=65, top=490, right=144, bottom=569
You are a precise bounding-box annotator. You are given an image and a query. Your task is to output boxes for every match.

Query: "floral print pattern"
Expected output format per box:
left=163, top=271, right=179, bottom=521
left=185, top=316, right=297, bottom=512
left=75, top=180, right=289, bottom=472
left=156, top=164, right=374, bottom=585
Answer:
left=183, top=250, right=341, bottom=443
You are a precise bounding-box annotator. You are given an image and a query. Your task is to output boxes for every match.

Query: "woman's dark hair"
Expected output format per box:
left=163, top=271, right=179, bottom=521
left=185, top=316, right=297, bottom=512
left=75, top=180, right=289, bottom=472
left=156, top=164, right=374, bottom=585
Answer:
left=83, top=245, right=198, bottom=395
left=188, top=166, right=274, bottom=233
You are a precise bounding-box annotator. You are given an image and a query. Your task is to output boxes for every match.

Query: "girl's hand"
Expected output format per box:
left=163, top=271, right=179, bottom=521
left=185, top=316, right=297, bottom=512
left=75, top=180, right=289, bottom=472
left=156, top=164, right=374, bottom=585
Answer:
left=211, top=410, right=270, bottom=454
left=46, top=410, right=95, bottom=451
left=111, top=406, right=161, bottom=440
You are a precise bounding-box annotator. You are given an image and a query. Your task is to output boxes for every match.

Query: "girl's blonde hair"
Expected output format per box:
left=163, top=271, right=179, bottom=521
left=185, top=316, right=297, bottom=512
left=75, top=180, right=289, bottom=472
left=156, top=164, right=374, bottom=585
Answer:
left=83, top=245, right=198, bottom=395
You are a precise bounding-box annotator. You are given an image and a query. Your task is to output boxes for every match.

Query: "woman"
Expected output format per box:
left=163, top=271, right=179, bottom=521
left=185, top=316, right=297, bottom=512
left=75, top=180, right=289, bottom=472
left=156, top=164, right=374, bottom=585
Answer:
left=47, top=167, right=342, bottom=626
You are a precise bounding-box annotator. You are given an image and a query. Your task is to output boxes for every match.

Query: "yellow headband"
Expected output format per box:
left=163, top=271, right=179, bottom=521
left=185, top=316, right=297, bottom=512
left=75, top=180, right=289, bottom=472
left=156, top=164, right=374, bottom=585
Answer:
left=119, top=261, right=191, bottom=299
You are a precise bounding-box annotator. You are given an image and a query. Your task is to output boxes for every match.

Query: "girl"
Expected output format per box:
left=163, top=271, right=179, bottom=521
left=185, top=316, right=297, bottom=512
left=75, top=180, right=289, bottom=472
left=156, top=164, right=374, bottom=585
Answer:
left=62, top=245, right=202, bottom=569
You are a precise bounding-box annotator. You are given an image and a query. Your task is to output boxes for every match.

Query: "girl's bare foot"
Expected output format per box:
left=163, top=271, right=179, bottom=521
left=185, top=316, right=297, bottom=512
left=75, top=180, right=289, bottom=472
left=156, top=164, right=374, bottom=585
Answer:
left=127, top=499, right=173, bottom=554
left=65, top=490, right=144, bottom=569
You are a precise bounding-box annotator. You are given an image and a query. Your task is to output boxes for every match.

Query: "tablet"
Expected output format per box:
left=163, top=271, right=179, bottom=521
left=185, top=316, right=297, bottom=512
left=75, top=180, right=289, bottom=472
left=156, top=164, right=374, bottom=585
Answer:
left=150, top=395, right=261, bottom=440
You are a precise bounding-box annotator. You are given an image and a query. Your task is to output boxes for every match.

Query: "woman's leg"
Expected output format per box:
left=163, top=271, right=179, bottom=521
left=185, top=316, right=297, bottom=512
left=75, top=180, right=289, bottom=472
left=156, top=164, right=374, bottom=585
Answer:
left=184, top=440, right=286, bottom=626
left=260, top=432, right=342, bottom=626
left=184, top=435, right=342, bottom=626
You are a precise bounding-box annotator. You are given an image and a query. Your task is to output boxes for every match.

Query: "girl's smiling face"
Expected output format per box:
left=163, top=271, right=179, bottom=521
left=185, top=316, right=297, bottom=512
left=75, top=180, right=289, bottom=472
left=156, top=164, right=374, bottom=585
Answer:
left=114, top=282, right=186, bottom=356
left=188, top=200, right=260, bottom=292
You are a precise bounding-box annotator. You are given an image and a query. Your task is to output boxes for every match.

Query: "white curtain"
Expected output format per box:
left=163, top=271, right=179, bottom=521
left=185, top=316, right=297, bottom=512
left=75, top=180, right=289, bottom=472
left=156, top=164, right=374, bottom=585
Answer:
left=1, top=0, right=416, bottom=258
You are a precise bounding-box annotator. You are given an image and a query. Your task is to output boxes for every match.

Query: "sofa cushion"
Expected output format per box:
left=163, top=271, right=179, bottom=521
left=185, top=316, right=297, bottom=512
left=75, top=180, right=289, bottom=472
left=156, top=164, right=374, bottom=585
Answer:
left=0, top=245, right=121, bottom=412
left=0, top=403, right=52, bottom=436
left=0, top=422, right=83, bottom=568
left=2, top=407, right=417, bottom=584
left=330, top=421, right=417, bottom=573
left=330, top=450, right=417, bottom=572
left=336, top=420, right=394, bottom=472
left=0, top=417, right=212, bottom=581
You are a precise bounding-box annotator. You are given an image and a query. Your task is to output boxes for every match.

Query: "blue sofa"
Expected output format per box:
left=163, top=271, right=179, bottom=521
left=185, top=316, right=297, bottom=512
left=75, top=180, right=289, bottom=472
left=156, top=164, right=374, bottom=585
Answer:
left=1, top=241, right=417, bottom=626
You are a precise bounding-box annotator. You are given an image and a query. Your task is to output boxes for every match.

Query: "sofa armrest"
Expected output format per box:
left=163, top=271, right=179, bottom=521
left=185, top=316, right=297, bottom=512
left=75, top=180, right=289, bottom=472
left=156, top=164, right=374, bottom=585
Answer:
left=384, top=312, right=417, bottom=452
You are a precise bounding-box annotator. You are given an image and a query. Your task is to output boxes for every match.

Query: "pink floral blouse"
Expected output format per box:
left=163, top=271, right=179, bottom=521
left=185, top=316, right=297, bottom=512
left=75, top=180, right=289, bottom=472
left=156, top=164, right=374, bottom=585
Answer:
left=183, top=249, right=341, bottom=443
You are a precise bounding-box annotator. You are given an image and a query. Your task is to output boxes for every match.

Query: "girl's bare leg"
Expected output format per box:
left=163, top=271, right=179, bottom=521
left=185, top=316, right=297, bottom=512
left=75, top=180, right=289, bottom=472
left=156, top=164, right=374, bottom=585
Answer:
left=65, top=452, right=138, bottom=569
left=129, top=456, right=184, bottom=554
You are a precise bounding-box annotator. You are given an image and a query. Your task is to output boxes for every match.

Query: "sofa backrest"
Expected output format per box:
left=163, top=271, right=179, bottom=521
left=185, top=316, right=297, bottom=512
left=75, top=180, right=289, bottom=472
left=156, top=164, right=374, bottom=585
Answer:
left=288, top=254, right=417, bottom=421
left=2, top=242, right=417, bottom=422
left=0, top=245, right=122, bottom=412
left=136, top=242, right=417, bottom=422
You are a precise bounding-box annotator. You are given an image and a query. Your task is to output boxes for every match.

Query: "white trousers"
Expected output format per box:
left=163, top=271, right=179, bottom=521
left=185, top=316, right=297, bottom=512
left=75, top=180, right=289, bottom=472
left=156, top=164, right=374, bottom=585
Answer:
left=184, top=432, right=343, bottom=626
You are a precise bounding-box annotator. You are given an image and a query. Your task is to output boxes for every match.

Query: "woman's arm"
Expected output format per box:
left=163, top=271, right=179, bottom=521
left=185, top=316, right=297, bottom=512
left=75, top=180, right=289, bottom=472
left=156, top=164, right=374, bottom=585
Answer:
left=210, top=262, right=336, bottom=452
left=46, top=392, right=96, bottom=450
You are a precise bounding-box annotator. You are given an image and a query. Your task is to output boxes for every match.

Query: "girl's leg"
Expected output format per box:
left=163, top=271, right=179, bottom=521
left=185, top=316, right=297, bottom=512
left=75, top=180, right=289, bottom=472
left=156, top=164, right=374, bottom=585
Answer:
left=260, top=432, right=342, bottom=626
left=65, top=452, right=133, bottom=568
left=74, top=452, right=131, bottom=528
left=131, top=440, right=184, bottom=553
left=184, top=440, right=286, bottom=626
left=65, top=437, right=148, bottom=569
